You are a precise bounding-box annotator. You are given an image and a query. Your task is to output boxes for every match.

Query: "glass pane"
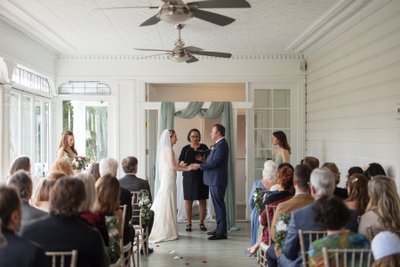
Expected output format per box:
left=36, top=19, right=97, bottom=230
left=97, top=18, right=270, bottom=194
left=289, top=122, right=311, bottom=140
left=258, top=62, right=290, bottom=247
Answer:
left=34, top=100, right=42, bottom=165
left=254, top=90, right=271, bottom=108
left=254, top=110, right=272, bottom=128
left=254, top=129, right=272, bottom=150
left=273, top=110, right=290, bottom=129
left=254, top=150, right=272, bottom=165
left=254, top=168, right=263, bottom=180
left=63, top=100, right=74, bottom=132
left=22, top=96, right=32, bottom=156
left=9, top=93, right=19, bottom=161
left=43, top=102, right=50, bottom=176
left=273, top=89, right=290, bottom=108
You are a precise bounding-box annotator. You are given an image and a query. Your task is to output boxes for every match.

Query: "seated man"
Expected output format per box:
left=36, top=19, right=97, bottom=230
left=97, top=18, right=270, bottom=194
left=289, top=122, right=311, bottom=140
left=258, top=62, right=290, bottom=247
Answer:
left=0, top=185, right=49, bottom=267
left=119, top=156, right=154, bottom=254
left=21, top=177, right=108, bottom=267
left=8, top=170, right=46, bottom=228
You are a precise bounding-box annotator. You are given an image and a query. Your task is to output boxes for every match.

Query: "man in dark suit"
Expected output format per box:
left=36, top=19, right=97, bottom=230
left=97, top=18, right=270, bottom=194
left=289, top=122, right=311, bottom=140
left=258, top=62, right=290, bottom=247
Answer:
left=280, top=167, right=359, bottom=267
left=0, top=185, right=49, bottom=267
left=119, top=156, right=154, bottom=253
left=21, top=177, right=107, bottom=267
left=193, top=124, right=229, bottom=240
left=8, top=170, right=46, bottom=228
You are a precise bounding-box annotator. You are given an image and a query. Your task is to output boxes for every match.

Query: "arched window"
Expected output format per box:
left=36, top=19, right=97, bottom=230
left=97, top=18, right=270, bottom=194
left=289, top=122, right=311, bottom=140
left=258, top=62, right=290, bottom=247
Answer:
left=12, top=67, right=50, bottom=94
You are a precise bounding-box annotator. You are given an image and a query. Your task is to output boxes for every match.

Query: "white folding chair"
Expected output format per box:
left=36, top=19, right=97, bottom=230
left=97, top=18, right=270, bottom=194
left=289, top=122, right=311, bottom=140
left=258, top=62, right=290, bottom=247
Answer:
left=322, top=248, right=373, bottom=267
left=130, top=191, right=149, bottom=256
left=259, top=242, right=269, bottom=267
left=45, top=250, right=78, bottom=267
left=298, top=230, right=327, bottom=267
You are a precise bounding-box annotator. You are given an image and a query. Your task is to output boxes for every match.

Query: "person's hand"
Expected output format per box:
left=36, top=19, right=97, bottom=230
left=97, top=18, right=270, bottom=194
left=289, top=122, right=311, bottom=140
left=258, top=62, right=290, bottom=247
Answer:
left=195, top=154, right=205, bottom=162
left=191, top=163, right=200, bottom=170
left=179, top=161, right=187, bottom=167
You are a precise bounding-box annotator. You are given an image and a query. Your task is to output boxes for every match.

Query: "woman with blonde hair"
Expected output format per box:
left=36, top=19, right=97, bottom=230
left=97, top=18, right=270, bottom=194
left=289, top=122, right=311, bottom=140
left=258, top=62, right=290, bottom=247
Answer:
left=358, top=176, right=400, bottom=240
left=344, top=173, right=369, bottom=215
left=32, top=179, right=56, bottom=212
left=51, top=158, right=73, bottom=176
left=57, top=131, right=77, bottom=161
left=371, top=231, right=400, bottom=267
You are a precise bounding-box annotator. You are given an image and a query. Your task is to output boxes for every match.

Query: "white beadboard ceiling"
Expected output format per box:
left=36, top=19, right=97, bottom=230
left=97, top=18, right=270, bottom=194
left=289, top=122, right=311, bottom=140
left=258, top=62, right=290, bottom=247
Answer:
left=0, top=0, right=372, bottom=56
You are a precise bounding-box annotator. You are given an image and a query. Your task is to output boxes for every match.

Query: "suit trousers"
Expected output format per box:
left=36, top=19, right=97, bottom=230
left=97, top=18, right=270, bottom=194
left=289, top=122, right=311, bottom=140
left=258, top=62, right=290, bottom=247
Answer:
left=209, top=185, right=227, bottom=236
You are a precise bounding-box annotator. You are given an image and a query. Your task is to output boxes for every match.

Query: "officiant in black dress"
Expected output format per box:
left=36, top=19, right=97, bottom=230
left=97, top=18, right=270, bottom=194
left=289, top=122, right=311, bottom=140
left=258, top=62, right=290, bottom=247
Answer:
left=179, top=128, right=209, bottom=232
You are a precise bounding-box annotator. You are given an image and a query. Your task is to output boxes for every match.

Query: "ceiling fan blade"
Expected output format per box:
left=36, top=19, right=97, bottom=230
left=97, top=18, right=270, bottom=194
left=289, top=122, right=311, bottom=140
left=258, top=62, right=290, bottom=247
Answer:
left=93, top=6, right=159, bottom=11
left=188, top=0, right=251, bottom=9
left=192, top=9, right=235, bottom=26
left=186, top=54, right=199, bottom=63
left=189, top=50, right=232, bottom=58
left=140, top=15, right=161, bottom=26
left=135, top=48, right=172, bottom=52
left=184, top=46, right=204, bottom=52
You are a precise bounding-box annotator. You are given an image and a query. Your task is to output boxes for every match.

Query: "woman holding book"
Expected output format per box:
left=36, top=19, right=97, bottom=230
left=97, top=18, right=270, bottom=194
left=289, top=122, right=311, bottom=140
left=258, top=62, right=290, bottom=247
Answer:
left=179, top=128, right=209, bottom=232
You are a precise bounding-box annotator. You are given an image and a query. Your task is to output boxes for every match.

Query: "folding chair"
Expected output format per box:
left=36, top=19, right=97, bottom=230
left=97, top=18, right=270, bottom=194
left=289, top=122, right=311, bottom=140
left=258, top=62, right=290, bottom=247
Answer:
left=298, top=230, right=327, bottom=267
left=322, top=248, right=373, bottom=267
left=45, top=250, right=78, bottom=267
left=259, top=242, right=269, bottom=267
left=130, top=191, right=150, bottom=256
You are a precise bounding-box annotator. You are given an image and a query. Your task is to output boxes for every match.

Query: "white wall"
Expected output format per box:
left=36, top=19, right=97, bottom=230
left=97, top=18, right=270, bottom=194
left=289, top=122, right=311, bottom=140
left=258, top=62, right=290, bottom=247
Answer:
left=304, top=0, right=400, bottom=186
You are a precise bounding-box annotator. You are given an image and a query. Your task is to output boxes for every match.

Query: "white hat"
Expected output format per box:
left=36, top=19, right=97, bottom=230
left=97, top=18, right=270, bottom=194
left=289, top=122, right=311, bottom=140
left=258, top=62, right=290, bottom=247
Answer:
left=371, top=231, right=400, bottom=260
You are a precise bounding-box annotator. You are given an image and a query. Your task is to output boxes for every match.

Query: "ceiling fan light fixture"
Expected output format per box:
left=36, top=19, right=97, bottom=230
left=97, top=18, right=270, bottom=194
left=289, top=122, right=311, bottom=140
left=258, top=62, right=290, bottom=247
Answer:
left=159, top=4, right=193, bottom=24
left=167, top=52, right=191, bottom=63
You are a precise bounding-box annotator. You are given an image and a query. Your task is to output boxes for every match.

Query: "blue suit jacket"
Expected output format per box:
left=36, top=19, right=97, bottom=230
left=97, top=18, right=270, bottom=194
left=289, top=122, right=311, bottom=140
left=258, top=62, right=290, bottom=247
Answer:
left=281, top=202, right=359, bottom=267
left=200, top=138, right=229, bottom=187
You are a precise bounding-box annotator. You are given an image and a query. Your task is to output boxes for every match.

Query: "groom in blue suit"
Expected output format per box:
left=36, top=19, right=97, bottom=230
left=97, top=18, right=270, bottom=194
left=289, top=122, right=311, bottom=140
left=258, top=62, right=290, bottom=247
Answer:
left=193, top=124, right=229, bottom=240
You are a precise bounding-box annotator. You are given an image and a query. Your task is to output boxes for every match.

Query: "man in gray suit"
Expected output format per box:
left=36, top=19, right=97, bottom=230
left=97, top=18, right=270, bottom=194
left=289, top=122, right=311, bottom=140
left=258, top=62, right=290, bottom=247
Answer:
left=8, top=170, right=46, bottom=227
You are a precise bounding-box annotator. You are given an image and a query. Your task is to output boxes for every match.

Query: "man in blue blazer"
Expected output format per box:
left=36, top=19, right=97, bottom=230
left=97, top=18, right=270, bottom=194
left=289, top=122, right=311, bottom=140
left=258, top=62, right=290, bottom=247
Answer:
left=193, top=124, right=229, bottom=240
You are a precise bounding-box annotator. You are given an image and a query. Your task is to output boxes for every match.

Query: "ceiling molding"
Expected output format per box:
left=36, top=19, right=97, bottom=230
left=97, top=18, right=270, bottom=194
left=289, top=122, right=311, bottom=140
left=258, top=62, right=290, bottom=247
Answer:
left=58, top=53, right=304, bottom=61
left=287, top=0, right=393, bottom=53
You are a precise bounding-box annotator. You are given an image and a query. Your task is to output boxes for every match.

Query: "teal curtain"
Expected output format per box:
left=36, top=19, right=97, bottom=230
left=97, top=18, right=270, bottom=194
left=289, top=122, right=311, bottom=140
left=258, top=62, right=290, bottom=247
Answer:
left=157, top=101, right=237, bottom=230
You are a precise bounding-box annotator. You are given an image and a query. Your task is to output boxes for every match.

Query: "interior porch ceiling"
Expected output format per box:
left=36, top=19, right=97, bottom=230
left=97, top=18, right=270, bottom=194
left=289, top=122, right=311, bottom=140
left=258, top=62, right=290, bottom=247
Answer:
left=0, top=0, right=372, bottom=56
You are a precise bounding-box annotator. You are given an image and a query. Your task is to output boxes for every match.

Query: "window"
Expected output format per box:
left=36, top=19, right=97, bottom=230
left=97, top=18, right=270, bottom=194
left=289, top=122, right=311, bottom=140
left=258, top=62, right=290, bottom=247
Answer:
left=253, top=89, right=291, bottom=178
left=58, top=81, right=111, bottom=95
left=12, top=67, right=50, bottom=93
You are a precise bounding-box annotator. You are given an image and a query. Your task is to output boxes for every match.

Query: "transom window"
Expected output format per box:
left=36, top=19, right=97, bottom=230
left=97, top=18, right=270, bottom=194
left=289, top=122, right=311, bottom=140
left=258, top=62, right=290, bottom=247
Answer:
left=58, top=81, right=111, bottom=95
left=12, top=67, right=50, bottom=94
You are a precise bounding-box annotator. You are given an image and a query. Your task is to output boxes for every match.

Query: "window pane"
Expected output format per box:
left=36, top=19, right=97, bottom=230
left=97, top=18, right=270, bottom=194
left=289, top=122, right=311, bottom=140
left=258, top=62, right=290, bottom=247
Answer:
left=9, top=93, right=19, bottom=161
left=22, top=96, right=31, bottom=156
left=34, top=101, right=42, bottom=164
left=43, top=102, right=49, bottom=175
left=254, top=90, right=271, bottom=108
left=254, top=129, right=272, bottom=150
left=273, top=110, right=290, bottom=128
left=254, top=110, right=272, bottom=128
left=273, top=89, right=290, bottom=108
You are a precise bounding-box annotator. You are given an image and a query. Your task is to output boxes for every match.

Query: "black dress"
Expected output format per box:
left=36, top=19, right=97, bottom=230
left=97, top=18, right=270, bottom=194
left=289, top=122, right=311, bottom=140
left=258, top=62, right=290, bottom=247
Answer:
left=179, top=144, right=209, bottom=201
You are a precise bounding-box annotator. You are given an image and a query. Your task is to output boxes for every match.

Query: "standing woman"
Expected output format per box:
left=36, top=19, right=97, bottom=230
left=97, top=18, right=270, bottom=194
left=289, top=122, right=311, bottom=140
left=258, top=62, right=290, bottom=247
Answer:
left=271, top=131, right=291, bottom=164
left=178, top=129, right=209, bottom=232
left=57, top=131, right=77, bottom=161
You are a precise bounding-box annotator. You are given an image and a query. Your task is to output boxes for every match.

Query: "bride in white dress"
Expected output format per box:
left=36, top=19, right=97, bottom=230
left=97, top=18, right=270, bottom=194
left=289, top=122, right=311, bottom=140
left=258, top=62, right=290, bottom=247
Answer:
left=149, top=129, right=193, bottom=243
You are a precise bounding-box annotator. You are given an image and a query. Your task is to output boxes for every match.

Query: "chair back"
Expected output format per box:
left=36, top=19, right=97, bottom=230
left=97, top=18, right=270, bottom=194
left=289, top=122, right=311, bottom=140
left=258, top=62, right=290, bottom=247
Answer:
left=298, top=230, right=327, bottom=267
left=45, top=250, right=78, bottom=267
left=366, top=226, right=383, bottom=241
left=265, top=204, right=277, bottom=245
left=120, top=204, right=127, bottom=238
left=259, top=242, right=269, bottom=267
left=130, top=191, right=149, bottom=257
left=322, top=248, right=373, bottom=267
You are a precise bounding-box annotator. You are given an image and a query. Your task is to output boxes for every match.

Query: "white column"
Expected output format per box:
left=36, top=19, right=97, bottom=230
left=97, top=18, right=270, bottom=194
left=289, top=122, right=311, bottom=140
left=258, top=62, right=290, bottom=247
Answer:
left=0, top=83, right=11, bottom=182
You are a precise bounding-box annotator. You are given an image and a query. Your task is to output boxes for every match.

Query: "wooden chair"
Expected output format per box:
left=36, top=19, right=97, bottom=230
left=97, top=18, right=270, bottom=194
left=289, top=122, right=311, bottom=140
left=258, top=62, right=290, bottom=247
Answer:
left=322, top=248, right=373, bottom=267
left=265, top=204, right=277, bottom=245
left=298, top=230, right=327, bottom=267
left=258, top=242, right=269, bottom=267
left=45, top=250, right=78, bottom=267
left=130, top=191, right=149, bottom=256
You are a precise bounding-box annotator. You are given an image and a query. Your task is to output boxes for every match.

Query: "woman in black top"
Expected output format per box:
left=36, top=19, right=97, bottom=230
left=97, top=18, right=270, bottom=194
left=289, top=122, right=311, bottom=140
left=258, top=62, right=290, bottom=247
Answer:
left=179, top=129, right=209, bottom=232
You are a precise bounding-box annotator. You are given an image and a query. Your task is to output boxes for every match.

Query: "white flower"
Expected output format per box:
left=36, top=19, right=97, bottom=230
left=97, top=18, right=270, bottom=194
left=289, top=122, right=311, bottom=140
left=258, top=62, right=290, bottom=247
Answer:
left=276, top=220, right=287, bottom=232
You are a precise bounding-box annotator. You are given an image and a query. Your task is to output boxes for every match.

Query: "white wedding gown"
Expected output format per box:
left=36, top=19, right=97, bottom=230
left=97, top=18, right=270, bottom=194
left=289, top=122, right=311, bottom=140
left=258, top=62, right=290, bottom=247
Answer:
left=149, top=131, right=179, bottom=243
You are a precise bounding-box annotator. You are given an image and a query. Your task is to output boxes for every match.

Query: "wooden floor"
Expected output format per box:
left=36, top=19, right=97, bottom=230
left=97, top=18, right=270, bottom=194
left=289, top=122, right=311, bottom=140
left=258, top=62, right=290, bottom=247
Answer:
left=138, top=221, right=258, bottom=267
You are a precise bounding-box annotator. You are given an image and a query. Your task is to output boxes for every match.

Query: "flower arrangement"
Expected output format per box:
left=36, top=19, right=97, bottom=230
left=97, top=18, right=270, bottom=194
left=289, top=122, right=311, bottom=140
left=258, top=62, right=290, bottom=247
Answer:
left=253, top=187, right=266, bottom=215
left=72, top=156, right=90, bottom=171
left=138, top=189, right=152, bottom=224
left=275, top=213, right=291, bottom=252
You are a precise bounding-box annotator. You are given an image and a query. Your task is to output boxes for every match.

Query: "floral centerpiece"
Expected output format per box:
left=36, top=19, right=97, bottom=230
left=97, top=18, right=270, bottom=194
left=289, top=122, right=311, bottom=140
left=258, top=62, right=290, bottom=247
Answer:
left=275, top=213, right=291, bottom=253
left=72, top=156, right=90, bottom=171
left=138, top=189, right=152, bottom=224
left=253, top=187, right=266, bottom=215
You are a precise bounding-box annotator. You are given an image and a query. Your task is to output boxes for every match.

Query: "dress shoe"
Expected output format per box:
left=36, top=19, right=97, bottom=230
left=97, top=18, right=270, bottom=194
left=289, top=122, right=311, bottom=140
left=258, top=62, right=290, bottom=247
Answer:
left=140, top=247, right=154, bottom=255
left=208, top=234, right=227, bottom=240
left=207, top=231, right=217, bottom=236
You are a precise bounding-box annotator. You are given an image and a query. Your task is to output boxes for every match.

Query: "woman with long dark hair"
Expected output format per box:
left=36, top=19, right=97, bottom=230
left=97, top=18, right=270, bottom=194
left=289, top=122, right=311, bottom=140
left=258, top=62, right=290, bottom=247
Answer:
left=271, top=131, right=291, bottom=164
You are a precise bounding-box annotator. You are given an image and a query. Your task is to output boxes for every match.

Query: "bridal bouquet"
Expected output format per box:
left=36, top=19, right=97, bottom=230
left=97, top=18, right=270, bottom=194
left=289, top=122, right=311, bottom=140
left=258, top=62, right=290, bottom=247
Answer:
left=275, top=213, right=291, bottom=252
left=253, top=187, right=266, bottom=215
left=72, top=156, right=90, bottom=171
left=138, top=189, right=152, bottom=224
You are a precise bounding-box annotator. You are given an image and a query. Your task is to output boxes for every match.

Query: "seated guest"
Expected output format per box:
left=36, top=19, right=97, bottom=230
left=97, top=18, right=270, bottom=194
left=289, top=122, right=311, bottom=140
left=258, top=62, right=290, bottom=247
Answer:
left=358, top=176, right=400, bottom=240
left=51, top=158, right=73, bottom=176
left=322, top=162, right=348, bottom=199
left=75, top=173, right=108, bottom=245
left=266, top=164, right=314, bottom=266
left=363, top=163, right=386, bottom=180
left=95, top=174, right=122, bottom=264
left=281, top=167, right=359, bottom=267
left=308, top=195, right=369, bottom=267
left=8, top=170, right=46, bottom=227
left=32, top=179, right=56, bottom=212
left=88, top=162, right=101, bottom=182
left=21, top=177, right=107, bottom=267
left=8, top=156, right=40, bottom=191
left=347, top=166, right=363, bottom=178
left=248, top=160, right=278, bottom=247
left=344, top=173, right=369, bottom=215
left=371, top=231, right=400, bottom=267
left=0, top=185, right=49, bottom=267
left=47, top=170, right=67, bottom=181
left=100, top=157, right=133, bottom=246
left=120, top=156, right=154, bottom=253
left=301, top=156, right=319, bottom=172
